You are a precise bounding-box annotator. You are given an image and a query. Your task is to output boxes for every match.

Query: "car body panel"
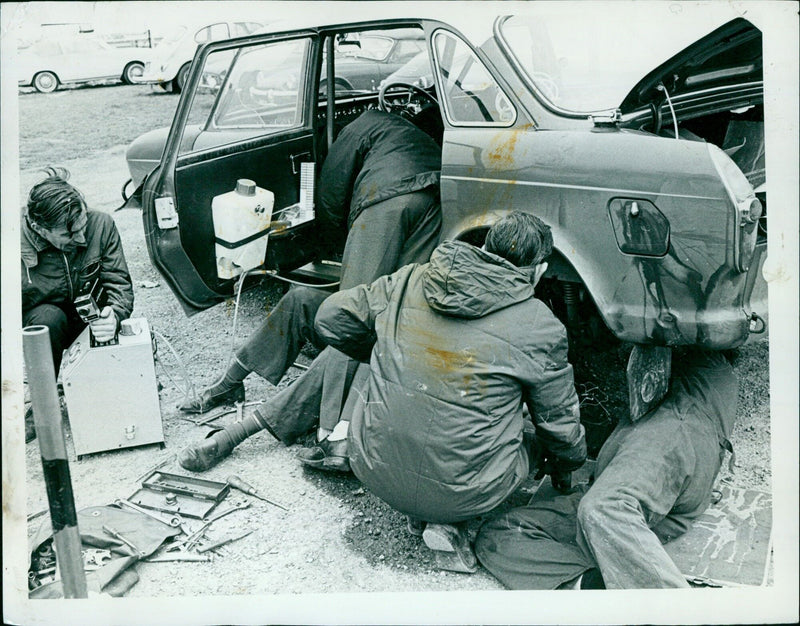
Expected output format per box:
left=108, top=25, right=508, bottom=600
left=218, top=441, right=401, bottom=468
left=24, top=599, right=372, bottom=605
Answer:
left=17, top=36, right=150, bottom=88
left=135, top=14, right=765, bottom=350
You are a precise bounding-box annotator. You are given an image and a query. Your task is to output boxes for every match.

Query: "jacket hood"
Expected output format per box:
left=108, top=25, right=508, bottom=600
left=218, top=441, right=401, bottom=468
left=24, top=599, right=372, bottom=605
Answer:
left=422, top=240, right=535, bottom=319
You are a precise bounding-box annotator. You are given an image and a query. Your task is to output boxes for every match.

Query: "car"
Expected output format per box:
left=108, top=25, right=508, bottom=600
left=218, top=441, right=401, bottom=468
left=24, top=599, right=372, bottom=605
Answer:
left=137, top=20, right=263, bottom=93
left=17, top=35, right=150, bottom=93
left=125, top=11, right=767, bottom=418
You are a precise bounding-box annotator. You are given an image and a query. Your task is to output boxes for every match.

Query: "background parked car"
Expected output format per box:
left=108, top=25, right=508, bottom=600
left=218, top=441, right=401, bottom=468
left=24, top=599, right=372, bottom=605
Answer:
left=17, top=35, right=150, bottom=93
left=137, top=20, right=263, bottom=93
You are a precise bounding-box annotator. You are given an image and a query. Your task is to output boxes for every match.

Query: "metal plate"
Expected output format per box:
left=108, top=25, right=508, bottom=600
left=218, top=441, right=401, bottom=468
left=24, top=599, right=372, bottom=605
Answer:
left=128, top=487, right=221, bottom=520
left=141, top=470, right=230, bottom=502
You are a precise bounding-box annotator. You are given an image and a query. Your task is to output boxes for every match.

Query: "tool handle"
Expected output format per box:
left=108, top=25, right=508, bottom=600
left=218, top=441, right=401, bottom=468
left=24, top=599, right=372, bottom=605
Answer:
left=197, top=530, right=252, bottom=554
left=227, top=475, right=288, bottom=510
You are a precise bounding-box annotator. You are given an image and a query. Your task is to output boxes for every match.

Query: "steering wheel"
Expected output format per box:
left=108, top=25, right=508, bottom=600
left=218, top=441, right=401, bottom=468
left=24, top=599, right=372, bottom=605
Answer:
left=378, top=81, right=438, bottom=113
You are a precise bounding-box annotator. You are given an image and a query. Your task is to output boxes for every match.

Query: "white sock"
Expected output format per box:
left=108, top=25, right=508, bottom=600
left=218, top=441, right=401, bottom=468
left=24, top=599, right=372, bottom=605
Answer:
left=327, top=420, right=350, bottom=442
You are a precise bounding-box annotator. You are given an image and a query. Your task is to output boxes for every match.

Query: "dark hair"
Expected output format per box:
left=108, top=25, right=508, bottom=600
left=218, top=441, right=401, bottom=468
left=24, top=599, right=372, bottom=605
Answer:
left=26, top=167, right=86, bottom=231
left=485, top=211, right=553, bottom=267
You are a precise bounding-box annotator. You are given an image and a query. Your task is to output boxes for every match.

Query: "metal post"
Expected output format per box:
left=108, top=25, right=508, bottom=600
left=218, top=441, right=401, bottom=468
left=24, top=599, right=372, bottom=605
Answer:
left=23, top=325, right=88, bottom=599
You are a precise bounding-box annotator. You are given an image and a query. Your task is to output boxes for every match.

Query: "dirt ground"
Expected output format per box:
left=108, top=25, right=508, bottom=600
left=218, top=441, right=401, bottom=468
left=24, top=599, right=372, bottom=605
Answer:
left=17, top=83, right=771, bottom=599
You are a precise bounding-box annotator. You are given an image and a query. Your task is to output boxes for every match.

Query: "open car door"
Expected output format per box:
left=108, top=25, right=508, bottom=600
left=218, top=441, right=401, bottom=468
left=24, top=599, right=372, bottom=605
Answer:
left=141, top=29, right=323, bottom=315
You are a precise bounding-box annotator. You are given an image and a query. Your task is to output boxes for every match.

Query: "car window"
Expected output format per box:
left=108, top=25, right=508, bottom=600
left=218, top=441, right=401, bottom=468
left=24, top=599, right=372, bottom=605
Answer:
left=390, top=39, right=425, bottom=64
left=345, top=35, right=393, bottom=61
left=232, top=22, right=262, bottom=37
left=433, top=30, right=515, bottom=126
left=321, top=27, right=427, bottom=96
left=179, top=38, right=310, bottom=156
left=195, top=23, right=230, bottom=44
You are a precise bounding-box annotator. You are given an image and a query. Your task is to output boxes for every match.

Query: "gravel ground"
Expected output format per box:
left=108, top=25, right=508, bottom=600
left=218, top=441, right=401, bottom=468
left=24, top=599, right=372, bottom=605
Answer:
left=16, top=83, right=772, bottom=604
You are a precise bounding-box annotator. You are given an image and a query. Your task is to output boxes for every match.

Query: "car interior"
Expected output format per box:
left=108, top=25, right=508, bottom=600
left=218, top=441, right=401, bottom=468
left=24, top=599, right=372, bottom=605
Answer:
left=163, top=25, right=446, bottom=301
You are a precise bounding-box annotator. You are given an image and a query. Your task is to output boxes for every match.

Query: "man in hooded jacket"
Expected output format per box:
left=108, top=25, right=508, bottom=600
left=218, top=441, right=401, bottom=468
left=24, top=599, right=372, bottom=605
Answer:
left=474, top=349, right=739, bottom=589
left=311, top=212, right=587, bottom=571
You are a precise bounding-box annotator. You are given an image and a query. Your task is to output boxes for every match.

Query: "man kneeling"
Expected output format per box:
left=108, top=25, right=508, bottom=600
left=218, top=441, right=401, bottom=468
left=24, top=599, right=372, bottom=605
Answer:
left=313, top=212, right=587, bottom=572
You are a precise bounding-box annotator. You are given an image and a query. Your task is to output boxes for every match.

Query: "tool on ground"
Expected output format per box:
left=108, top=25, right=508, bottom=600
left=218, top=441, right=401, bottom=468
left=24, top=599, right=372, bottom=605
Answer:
left=226, top=475, right=288, bottom=511
left=102, top=524, right=147, bottom=557
left=82, top=548, right=113, bottom=571
left=235, top=401, right=244, bottom=422
left=206, top=500, right=251, bottom=523
left=144, top=553, right=213, bottom=563
left=128, top=471, right=230, bottom=519
left=197, top=530, right=253, bottom=554
left=192, top=400, right=263, bottom=426
left=114, top=498, right=182, bottom=527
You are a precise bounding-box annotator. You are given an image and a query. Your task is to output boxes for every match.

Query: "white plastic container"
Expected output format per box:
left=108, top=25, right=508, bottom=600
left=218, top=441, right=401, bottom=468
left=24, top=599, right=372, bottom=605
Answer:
left=212, top=179, right=274, bottom=279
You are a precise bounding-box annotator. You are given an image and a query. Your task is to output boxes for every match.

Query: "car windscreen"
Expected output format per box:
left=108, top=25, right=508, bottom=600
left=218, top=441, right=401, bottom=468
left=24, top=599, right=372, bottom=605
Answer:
left=497, top=14, right=729, bottom=114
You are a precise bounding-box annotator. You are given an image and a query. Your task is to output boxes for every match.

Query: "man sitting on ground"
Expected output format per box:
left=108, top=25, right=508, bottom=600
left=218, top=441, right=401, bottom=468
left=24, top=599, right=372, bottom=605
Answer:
left=22, top=167, right=134, bottom=442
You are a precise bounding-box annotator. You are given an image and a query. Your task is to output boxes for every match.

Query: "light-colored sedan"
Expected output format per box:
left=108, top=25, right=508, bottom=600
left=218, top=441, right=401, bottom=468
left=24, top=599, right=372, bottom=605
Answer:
left=17, top=36, right=151, bottom=93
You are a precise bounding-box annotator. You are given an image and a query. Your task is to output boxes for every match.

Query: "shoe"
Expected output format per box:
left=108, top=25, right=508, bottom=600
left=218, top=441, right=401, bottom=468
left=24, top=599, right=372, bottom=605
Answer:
left=422, top=523, right=478, bottom=574
left=406, top=516, right=426, bottom=537
left=178, top=429, right=234, bottom=472
left=25, top=406, right=36, bottom=443
left=296, top=437, right=350, bottom=472
left=179, top=382, right=245, bottom=414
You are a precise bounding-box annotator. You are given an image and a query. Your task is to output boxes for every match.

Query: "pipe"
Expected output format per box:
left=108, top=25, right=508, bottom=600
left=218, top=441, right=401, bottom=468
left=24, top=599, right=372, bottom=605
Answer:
left=23, top=325, right=88, bottom=599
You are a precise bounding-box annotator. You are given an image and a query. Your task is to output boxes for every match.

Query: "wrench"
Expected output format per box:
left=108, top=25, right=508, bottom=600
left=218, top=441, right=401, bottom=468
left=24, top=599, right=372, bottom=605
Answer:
left=102, top=524, right=147, bottom=558
left=207, top=500, right=250, bottom=523
left=115, top=498, right=182, bottom=528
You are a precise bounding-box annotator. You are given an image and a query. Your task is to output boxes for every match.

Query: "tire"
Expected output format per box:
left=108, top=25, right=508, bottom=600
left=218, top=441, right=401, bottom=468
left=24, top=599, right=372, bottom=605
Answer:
left=172, top=63, right=190, bottom=93
left=122, top=62, right=144, bottom=84
left=32, top=71, right=58, bottom=93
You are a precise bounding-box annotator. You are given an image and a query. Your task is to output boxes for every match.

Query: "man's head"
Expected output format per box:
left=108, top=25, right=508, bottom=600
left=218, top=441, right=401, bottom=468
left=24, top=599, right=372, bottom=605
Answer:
left=26, top=167, right=88, bottom=252
left=485, top=212, right=553, bottom=285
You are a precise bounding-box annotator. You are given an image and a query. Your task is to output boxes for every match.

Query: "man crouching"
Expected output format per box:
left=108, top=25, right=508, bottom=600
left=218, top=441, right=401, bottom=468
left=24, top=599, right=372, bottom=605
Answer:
left=313, top=211, right=587, bottom=571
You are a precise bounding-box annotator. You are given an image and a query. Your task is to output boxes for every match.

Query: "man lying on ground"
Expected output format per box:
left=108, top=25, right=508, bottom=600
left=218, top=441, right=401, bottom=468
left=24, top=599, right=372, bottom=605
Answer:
left=474, top=349, right=738, bottom=589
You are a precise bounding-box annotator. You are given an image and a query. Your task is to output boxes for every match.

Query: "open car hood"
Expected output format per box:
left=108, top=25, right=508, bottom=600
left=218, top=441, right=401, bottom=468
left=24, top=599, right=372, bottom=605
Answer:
left=619, top=18, right=762, bottom=114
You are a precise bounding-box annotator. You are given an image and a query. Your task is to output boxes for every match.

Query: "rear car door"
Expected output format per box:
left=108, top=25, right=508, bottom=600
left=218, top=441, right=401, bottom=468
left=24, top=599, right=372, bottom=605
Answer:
left=141, top=30, right=321, bottom=314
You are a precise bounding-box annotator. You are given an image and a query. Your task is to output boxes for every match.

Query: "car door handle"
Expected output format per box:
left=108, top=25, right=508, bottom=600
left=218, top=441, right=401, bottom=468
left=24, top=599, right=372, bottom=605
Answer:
left=290, top=152, right=312, bottom=175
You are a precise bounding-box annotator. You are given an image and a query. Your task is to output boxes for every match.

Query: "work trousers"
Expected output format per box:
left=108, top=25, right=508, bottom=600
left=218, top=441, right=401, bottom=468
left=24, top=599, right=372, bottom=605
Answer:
left=240, top=189, right=441, bottom=434
left=23, top=303, right=86, bottom=373
left=476, top=366, right=733, bottom=589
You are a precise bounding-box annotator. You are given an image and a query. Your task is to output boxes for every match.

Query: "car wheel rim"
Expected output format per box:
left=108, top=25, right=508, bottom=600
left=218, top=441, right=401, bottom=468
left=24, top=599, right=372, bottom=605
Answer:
left=37, top=74, right=55, bottom=91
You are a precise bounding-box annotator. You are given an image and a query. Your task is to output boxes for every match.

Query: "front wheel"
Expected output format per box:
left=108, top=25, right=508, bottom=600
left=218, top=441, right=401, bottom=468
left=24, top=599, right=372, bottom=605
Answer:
left=33, top=71, right=58, bottom=93
left=123, top=61, right=144, bottom=84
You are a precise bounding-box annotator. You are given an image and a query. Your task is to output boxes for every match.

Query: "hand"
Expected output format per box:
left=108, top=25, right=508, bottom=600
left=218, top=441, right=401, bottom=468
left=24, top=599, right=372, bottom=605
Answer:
left=89, top=306, right=117, bottom=341
left=533, top=455, right=572, bottom=493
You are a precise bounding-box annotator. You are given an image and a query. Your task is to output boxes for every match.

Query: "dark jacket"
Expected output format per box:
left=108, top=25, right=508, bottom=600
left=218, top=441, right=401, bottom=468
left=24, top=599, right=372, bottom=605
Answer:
left=315, top=240, right=586, bottom=523
left=21, top=211, right=134, bottom=322
left=316, top=109, right=441, bottom=236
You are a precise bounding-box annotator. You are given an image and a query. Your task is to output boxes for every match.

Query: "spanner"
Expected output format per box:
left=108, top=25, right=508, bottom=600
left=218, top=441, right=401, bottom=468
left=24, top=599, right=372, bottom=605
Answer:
left=207, top=500, right=250, bottom=523
left=115, top=498, right=182, bottom=528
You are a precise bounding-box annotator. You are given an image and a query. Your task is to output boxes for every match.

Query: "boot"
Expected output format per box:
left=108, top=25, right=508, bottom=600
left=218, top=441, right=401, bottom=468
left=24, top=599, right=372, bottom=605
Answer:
left=179, top=381, right=245, bottom=414
left=178, top=428, right=237, bottom=472
left=178, top=413, right=265, bottom=472
left=296, top=437, right=350, bottom=472
left=422, top=523, right=478, bottom=573
left=179, top=360, right=249, bottom=414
